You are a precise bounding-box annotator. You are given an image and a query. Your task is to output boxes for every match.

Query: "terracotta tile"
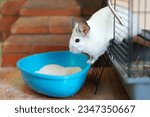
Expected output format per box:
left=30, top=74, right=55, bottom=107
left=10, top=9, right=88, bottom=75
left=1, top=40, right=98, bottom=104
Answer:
left=0, top=16, right=18, bottom=31
left=0, top=0, right=26, bottom=15
left=1, top=31, right=10, bottom=41
left=49, top=16, right=72, bottom=34
left=11, top=17, right=49, bottom=34
left=3, top=34, right=70, bottom=54
left=20, top=0, right=81, bottom=16
left=2, top=53, right=30, bottom=67
left=11, top=16, right=72, bottom=34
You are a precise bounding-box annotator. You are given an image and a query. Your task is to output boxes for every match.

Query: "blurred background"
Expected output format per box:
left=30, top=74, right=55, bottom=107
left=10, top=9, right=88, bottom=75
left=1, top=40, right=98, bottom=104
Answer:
left=0, top=0, right=103, bottom=67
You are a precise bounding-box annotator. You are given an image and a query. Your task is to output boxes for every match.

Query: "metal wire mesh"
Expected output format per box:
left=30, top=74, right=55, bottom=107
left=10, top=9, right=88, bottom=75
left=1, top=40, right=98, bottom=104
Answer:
left=91, top=54, right=109, bottom=94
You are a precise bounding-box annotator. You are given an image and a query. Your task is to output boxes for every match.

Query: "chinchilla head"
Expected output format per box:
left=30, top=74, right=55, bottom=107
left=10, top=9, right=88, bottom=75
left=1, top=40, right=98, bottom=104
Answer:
left=69, top=17, right=90, bottom=54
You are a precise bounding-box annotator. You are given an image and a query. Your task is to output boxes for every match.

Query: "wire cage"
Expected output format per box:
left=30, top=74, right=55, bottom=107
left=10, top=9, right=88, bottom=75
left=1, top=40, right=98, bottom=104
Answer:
left=106, top=0, right=150, bottom=99
left=108, top=0, right=150, bottom=77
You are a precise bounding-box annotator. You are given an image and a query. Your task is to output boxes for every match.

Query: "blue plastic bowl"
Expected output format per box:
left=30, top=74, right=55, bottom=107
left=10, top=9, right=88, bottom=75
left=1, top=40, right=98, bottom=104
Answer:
left=17, top=51, right=91, bottom=97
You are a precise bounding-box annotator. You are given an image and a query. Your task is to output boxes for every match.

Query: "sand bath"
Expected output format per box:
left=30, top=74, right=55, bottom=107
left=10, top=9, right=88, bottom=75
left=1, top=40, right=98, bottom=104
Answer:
left=36, top=64, right=82, bottom=76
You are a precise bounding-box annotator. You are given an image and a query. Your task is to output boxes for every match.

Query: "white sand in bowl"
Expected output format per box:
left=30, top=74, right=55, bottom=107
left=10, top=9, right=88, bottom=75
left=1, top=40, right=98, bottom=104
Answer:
left=36, top=64, right=82, bottom=76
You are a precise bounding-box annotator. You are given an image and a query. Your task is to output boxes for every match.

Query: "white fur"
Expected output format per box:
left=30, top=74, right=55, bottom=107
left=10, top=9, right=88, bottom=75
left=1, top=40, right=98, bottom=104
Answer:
left=69, top=6, right=141, bottom=64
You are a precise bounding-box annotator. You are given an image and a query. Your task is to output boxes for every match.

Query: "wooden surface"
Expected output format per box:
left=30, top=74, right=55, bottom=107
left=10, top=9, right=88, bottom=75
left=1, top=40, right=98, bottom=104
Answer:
left=0, top=67, right=129, bottom=100
left=133, top=36, right=150, bottom=48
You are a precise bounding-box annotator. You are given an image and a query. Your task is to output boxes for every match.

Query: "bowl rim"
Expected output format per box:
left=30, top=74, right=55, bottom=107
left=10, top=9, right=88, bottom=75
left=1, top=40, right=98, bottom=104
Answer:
left=17, top=51, right=91, bottom=80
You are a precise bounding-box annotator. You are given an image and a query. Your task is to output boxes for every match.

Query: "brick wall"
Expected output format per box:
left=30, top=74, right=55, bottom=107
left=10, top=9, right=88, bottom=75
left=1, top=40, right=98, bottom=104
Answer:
left=0, top=0, right=26, bottom=41
left=1, top=0, right=103, bottom=67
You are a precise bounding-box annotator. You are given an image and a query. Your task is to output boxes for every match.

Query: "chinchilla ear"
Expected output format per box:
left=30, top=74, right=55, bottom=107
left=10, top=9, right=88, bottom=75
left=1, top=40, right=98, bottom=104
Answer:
left=78, top=19, right=90, bottom=36
left=71, top=16, right=78, bottom=28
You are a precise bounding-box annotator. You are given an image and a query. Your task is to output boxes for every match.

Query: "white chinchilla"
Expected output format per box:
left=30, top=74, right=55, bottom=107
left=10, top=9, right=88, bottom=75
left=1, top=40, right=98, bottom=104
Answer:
left=69, top=6, right=141, bottom=64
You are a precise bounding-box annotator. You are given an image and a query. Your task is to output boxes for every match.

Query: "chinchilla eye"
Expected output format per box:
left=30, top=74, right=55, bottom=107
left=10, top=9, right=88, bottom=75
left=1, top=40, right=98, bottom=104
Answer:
left=75, top=39, right=80, bottom=43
